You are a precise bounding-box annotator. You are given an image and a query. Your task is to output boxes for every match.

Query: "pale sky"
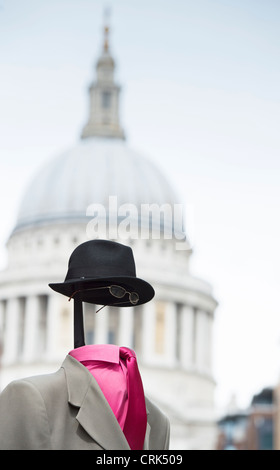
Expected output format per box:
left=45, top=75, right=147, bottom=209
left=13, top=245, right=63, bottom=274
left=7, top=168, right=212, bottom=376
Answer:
left=1, top=0, right=280, bottom=412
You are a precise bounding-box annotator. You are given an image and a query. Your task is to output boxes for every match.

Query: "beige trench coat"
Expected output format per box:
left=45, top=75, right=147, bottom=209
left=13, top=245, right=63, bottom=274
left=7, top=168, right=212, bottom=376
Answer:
left=0, top=354, right=170, bottom=450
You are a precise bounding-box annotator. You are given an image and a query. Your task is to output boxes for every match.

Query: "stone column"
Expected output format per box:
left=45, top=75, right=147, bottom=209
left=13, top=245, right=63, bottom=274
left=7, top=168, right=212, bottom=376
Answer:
left=206, top=312, right=213, bottom=374
left=2, top=297, right=20, bottom=365
left=141, top=300, right=156, bottom=365
left=118, top=306, right=134, bottom=348
left=94, top=309, right=109, bottom=344
left=164, top=301, right=177, bottom=367
left=22, top=295, right=40, bottom=362
left=0, top=301, right=4, bottom=333
left=195, top=309, right=207, bottom=372
left=45, top=294, right=61, bottom=361
left=180, top=304, right=194, bottom=370
left=0, top=301, right=5, bottom=373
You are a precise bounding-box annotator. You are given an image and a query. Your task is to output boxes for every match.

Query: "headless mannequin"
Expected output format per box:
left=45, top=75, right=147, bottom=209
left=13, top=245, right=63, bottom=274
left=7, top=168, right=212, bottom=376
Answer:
left=72, top=299, right=147, bottom=450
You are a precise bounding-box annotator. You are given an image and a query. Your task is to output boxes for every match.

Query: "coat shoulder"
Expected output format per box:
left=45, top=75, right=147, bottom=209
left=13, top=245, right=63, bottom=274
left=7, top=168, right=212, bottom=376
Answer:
left=0, top=375, right=56, bottom=450
left=0, top=365, right=68, bottom=450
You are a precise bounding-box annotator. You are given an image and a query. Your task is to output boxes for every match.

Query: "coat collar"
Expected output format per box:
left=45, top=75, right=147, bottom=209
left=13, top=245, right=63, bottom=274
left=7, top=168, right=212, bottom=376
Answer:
left=61, top=354, right=150, bottom=450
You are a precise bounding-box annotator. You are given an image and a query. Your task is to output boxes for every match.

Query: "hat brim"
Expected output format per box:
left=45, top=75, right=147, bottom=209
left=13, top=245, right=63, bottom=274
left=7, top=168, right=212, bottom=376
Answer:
left=49, top=276, right=154, bottom=307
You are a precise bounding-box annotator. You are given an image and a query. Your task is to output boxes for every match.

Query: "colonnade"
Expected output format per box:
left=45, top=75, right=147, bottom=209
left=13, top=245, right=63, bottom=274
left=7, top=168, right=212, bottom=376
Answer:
left=0, top=294, right=214, bottom=375
left=0, top=294, right=62, bottom=365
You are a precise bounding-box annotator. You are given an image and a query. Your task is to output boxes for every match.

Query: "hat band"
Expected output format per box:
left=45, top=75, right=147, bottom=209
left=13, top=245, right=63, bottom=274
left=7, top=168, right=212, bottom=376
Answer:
left=65, top=264, right=136, bottom=281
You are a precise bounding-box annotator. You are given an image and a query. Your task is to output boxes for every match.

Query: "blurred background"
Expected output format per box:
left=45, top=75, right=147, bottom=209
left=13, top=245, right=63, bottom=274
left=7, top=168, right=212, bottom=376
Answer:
left=0, top=0, right=280, bottom=449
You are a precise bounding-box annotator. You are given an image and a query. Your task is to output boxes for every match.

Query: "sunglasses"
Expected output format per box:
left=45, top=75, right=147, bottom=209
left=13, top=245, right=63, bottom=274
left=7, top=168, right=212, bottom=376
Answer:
left=68, top=284, right=139, bottom=312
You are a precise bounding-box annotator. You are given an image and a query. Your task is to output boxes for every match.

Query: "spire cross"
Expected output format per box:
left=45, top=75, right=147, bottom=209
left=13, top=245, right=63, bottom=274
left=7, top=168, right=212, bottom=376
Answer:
left=103, top=7, right=111, bottom=52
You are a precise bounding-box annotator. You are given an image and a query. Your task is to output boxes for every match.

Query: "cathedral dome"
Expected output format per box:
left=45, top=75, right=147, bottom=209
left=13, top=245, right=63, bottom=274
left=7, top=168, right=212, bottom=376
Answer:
left=15, top=137, right=180, bottom=232
left=14, top=24, right=184, bottom=239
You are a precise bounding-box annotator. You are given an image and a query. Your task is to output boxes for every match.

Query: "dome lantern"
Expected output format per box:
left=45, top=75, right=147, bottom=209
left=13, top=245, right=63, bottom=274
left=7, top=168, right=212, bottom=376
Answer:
left=81, top=16, right=125, bottom=141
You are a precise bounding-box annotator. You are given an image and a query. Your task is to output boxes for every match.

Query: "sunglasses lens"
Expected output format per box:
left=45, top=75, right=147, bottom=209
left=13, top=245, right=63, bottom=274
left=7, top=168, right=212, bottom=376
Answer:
left=129, top=292, right=139, bottom=304
left=110, top=285, right=126, bottom=298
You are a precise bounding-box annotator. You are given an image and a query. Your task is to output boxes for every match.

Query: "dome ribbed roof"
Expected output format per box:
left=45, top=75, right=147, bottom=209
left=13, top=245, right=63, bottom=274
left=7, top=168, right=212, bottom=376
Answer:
left=15, top=138, right=180, bottom=232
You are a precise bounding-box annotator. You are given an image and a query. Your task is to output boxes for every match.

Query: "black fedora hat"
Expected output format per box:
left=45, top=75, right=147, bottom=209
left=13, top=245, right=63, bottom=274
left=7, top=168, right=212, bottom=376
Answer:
left=49, top=239, right=154, bottom=307
left=49, top=240, right=154, bottom=349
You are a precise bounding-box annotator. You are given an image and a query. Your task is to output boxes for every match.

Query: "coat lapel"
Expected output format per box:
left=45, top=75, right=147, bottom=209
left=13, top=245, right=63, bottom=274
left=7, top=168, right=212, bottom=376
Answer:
left=62, top=354, right=130, bottom=450
left=76, top=379, right=131, bottom=450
